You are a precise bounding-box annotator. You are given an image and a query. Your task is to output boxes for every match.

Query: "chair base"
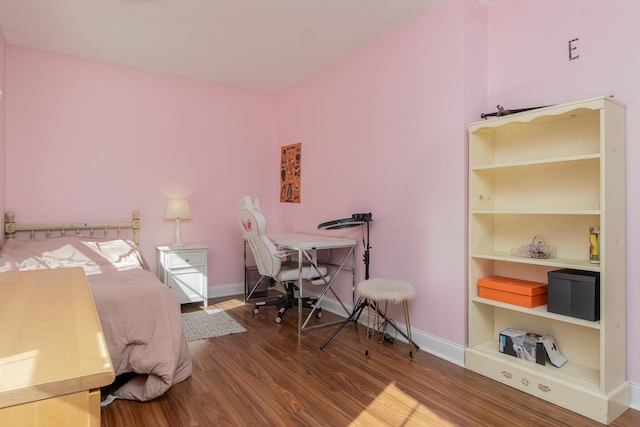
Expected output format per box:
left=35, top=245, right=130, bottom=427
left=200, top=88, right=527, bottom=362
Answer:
left=252, top=282, right=322, bottom=324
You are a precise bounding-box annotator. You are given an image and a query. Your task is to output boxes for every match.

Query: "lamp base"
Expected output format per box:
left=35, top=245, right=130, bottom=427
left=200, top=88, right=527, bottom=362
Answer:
left=173, top=218, right=186, bottom=247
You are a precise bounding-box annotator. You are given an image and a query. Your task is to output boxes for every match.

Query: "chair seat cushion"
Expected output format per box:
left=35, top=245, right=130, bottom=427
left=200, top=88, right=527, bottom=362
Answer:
left=278, top=265, right=329, bottom=282
left=357, top=278, right=415, bottom=302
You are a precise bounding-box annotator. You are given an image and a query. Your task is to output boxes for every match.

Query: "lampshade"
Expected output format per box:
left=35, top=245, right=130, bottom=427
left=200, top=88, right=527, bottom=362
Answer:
left=164, top=198, right=192, bottom=219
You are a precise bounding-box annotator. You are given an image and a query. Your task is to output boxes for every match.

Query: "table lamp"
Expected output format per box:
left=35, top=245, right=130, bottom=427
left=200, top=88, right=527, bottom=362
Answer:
left=164, top=198, right=191, bottom=246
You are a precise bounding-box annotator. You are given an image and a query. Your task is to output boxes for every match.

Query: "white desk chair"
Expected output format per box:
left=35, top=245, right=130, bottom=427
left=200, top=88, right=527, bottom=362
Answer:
left=237, top=195, right=329, bottom=324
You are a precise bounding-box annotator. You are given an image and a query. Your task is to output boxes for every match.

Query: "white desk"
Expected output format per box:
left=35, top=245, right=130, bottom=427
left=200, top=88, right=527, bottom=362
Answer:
left=269, top=232, right=357, bottom=334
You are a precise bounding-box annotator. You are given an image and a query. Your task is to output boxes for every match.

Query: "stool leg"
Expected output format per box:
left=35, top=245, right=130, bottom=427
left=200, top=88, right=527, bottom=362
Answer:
left=365, top=300, right=373, bottom=358
left=378, top=300, right=388, bottom=344
left=403, top=300, right=414, bottom=359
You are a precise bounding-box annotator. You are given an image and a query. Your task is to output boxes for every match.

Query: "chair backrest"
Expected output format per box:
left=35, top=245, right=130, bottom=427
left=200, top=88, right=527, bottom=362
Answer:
left=237, top=195, right=281, bottom=278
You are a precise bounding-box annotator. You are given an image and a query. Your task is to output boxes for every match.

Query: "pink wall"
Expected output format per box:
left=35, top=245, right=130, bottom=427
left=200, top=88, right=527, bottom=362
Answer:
left=486, top=0, right=640, bottom=389
left=275, top=0, right=477, bottom=345
left=5, top=47, right=279, bottom=283
left=0, top=32, right=6, bottom=224
left=3, top=0, right=640, bottom=388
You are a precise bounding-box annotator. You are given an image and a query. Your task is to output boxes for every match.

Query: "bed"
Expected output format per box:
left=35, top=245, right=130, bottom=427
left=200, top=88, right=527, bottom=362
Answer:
left=0, top=211, right=192, bottom=402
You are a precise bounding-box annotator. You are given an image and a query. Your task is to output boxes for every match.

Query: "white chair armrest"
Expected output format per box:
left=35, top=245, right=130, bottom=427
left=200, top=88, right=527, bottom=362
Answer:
left=275, top=250, right=297, bottom=259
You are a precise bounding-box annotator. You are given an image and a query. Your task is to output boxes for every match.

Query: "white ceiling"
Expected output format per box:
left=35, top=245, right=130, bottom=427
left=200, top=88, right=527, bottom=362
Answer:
left=0, top=0, right=447, bottom=92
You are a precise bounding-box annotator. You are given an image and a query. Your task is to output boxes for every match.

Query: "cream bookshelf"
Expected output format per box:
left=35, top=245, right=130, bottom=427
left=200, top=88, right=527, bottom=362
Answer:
left=465, top=96, right=629, bottom=424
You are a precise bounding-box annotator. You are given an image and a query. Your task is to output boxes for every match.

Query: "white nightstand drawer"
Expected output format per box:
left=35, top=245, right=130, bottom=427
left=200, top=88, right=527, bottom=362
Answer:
left=165, top=251, right=206, bottom=268
left=167, top=268, right=207, bottom=304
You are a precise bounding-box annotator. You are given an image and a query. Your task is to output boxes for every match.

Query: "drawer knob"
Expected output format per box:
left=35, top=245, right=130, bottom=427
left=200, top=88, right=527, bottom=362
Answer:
left=185, top=258, right=189, bottom=262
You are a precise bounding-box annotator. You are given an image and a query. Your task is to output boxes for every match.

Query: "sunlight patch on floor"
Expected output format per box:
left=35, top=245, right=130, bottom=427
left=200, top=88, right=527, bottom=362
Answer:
left=207, top=298, right=245, bottom=311
left=350, top=381, right=454, bottom=427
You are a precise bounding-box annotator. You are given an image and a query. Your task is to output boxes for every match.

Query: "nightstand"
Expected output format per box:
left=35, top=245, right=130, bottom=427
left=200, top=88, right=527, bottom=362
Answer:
left=157, top=244, right=208, bottom=307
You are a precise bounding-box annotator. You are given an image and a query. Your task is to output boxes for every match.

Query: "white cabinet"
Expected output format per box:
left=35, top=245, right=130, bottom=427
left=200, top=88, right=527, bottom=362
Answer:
left=466, top=96, right=628, bottom=424
left=157, top=244, right=208, bottom=307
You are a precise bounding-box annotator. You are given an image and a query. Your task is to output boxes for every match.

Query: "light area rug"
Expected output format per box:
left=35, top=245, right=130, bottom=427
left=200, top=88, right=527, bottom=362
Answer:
left=182, top=308, right=247, bottom=342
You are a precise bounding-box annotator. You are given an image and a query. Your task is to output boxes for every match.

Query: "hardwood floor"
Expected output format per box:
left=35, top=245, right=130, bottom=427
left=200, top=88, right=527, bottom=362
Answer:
left=101, top=296, right=640, bottom=426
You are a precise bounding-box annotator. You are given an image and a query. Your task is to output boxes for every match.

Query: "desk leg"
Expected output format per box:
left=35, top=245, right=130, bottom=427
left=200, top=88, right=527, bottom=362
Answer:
left=299, top=246, right=354, bottom=333
left=297, top=250, right=303, bottom=335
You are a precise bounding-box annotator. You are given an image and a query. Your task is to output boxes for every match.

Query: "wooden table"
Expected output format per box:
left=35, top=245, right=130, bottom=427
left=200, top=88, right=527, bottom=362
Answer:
left=0, top=267, right=115, bottom=426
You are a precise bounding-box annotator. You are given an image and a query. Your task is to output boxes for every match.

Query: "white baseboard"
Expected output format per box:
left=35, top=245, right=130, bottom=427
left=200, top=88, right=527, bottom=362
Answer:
left=212, top=284, right=640, bottom=410
left=631, top=382, right=640, bottom=411
left=208, top=283, right=244, bottom=299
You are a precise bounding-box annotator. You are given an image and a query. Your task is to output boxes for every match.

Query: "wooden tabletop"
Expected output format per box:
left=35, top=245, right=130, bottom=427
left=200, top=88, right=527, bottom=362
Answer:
left=0, top=267, right=115, bottom=409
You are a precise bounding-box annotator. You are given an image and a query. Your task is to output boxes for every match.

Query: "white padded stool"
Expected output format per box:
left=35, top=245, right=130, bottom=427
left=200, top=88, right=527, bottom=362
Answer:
left=356, top=278, right=416, bottom=359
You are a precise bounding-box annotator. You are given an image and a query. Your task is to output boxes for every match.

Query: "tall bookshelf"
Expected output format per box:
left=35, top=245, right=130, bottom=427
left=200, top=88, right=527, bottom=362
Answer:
left=465, top=96, right=629, bottom=424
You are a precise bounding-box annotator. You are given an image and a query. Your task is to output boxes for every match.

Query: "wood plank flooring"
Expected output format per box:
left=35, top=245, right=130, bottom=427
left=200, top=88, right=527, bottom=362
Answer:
left=101, top=296, right=640, bottom=426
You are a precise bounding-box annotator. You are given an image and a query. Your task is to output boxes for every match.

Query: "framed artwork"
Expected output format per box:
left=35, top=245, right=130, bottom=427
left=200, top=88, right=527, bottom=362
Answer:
left=280, top=142, right=301, bottom=203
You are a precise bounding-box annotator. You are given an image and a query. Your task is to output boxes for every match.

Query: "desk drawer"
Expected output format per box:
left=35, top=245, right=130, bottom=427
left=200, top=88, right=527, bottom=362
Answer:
left=165, top=251, right=206, bottom=268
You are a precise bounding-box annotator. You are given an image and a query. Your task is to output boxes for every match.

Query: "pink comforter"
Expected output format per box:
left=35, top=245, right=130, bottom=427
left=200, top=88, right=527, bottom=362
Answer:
left=0, top=236, right=192, bottom=401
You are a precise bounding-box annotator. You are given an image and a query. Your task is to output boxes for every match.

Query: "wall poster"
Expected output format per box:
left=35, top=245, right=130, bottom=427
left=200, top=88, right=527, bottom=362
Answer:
left=280, top=142, right=301, bottom=203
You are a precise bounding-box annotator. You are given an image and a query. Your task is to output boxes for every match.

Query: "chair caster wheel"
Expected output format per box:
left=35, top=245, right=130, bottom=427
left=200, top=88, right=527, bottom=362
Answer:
left=275, top=315, right=283, bottom=324
left=252, top=307, right=259, bottom=315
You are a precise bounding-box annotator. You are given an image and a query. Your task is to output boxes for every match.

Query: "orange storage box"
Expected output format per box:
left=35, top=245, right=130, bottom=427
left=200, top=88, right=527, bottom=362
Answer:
left=478, top=276, right=548, bottom=308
